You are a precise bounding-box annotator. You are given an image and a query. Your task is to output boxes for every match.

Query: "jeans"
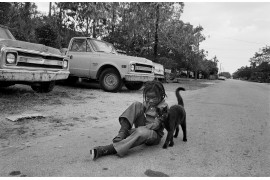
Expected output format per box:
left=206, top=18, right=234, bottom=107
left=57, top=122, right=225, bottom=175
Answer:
left=113, top=102, right=161, bottom=156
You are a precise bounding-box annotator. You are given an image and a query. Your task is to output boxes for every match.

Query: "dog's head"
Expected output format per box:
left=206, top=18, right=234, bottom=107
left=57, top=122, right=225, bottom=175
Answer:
left=156, top=107, right=169, bottom=122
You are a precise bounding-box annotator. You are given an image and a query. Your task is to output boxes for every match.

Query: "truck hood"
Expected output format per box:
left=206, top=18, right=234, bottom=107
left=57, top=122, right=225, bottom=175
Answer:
left=99, top=53, right=153, bottom=65
left=0, top=39, right=61, bottom=55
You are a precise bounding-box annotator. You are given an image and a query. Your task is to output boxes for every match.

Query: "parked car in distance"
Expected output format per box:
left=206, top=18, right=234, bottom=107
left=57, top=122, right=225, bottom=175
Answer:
left=62, top=37, right=155, bottom=92
left=218, top=76, right=226, bottom=80
left=0, top=24, right=69, bottom=93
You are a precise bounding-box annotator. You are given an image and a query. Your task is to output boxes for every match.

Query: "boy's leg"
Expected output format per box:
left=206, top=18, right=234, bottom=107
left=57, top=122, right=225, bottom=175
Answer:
left=119, top=101, right=146, bottom=126
left=113, top=126, right=161, bottom=157
left=113, top=102, right=146, bottom=143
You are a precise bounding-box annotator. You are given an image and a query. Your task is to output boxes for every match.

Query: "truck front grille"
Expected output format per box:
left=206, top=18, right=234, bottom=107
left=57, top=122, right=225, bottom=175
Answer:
left=18, top=51, right=63, bottom=61
left=16, top=51, right=64, bottom=69
left=135, top=63, right=153, bottom=73
left=16, top=62, right=62, bottom=69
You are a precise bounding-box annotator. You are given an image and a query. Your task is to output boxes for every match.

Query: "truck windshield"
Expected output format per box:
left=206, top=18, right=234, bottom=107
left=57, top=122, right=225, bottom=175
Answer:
left=0, top=26, right=15, bottom=40
left=90, top=39, right=118, bottom=54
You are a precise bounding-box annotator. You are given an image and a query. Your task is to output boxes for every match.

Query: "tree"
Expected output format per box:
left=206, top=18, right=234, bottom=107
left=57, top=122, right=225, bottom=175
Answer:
left=6, top=2, right=39, bottom=42
left=234, top=45, right=270, bottom=82
left=1, top=1, right=220, bottom=79
left=0, top=2, right=12, bottom=25
left=35, top=23, right=58, bottom=48
left=219, top=72, right=231, bottom=79
left=249, top=46, right=270, bottom=66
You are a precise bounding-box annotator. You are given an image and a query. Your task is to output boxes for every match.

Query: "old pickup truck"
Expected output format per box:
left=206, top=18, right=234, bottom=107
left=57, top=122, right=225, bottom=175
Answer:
left=0, top=25, right=69, bottom=93
left=63, top=37, right=155, bottom=92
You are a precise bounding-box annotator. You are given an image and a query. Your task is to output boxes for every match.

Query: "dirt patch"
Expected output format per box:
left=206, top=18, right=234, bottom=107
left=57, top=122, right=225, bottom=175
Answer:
left=0, top=80, right=219, bottom=149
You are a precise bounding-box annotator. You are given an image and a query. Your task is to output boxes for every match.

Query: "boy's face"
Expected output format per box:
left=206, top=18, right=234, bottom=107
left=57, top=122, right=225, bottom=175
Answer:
left=145, top=91, right=160, bottom=106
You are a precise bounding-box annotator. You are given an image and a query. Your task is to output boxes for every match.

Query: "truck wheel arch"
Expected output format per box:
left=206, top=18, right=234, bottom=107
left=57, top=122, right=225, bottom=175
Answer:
left=96, top=64, right=123, bottom=80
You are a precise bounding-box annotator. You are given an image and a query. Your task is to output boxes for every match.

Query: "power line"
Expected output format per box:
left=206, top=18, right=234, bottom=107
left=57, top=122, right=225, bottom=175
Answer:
left=208, top=34, right=268, bottom=45
left=224, top=37, right=268, bottom=45
left=202, top=47, right=258, bottom=51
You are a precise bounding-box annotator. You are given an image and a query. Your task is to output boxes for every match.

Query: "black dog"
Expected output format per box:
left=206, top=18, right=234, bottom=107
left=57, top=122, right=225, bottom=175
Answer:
left=158, top=87, right=187, bottom=149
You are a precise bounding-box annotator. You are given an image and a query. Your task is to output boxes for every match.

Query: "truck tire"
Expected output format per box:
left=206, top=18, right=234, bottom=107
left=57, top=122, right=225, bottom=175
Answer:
left=99, top=68, right=122, bottom=92
left=31, top=81, right=55, bottom=93
left=125, top=82, right=144, bottom=90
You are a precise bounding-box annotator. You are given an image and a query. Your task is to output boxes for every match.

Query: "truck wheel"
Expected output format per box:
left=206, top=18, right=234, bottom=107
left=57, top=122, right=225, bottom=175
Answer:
left=125, top=82, right=144, bottom=90
left=99, top=68, right=122, bottom=92
left=31, top=81, right=55, bottom=93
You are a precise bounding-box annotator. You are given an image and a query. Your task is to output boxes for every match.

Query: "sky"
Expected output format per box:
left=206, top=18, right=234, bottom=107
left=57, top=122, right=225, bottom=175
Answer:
left=35, top=1, right=270, bottom=74
left=180, top=2, right=270, bottom=74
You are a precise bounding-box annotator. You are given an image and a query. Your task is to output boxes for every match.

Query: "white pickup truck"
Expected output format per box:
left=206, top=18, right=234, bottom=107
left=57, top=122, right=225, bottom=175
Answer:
left=63, top=37, right=155, bottom=92
left=0, top=25, right=69, bottom=93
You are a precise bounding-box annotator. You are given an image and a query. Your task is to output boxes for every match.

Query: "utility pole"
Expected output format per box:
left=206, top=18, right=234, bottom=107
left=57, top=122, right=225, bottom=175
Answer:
left=219, top=63, right=222, bottom=76
left=49, top=2, right=52, bottom=17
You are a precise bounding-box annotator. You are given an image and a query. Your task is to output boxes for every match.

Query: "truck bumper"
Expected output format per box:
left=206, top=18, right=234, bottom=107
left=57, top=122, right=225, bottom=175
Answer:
left=155, top=74, right=165, bottom=79
left=0, top=69, right=69, bottom=82
left=124, top=74, right=155, bottom=82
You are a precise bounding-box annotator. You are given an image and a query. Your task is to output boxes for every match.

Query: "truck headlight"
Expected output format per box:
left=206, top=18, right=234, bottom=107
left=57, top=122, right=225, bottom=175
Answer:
left=6, top=52, right=17, bottom=64
left=63, top=60, right=68, bottom=69
left=130, top=64, right=135, bottom=71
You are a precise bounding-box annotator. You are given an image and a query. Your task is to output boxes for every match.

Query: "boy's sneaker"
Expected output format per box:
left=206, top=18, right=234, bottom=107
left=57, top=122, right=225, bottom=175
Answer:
left=90, top=145, right=117, bottom=160
left=90, top=148, right=99, bottom=160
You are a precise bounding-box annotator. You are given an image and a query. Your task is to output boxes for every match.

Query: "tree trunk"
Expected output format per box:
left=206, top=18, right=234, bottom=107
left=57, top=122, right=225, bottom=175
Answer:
left=112, top=3, right=116, bottom=36
left=93, top=19, right=96, bottom=38
left=153, top=4, right=160, bottom=62
left=86, top=17, right=89, bottom=37
left=49, top=2, right=52, bottom=17
left=195, top=71, right=198, bottom=80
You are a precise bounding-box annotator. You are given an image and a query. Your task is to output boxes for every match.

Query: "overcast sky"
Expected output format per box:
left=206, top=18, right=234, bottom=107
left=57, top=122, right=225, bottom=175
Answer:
left=36, top=1, right=270, bottom=74
left=181, top=2, right=270, bottom=74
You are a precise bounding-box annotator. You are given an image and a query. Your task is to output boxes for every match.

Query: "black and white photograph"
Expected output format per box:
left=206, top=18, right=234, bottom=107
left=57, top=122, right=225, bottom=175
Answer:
left=0, top=1, right=269, bottom=177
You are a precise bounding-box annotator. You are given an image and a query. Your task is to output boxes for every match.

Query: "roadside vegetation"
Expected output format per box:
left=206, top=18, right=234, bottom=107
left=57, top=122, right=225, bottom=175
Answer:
left=0, top=2, right=219, bottom=79
left=233, top=46, right=270, bottom=83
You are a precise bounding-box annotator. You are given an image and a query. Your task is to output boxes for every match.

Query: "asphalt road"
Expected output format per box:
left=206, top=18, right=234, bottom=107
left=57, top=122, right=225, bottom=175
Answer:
left=0, top=79, right=269, bottom=177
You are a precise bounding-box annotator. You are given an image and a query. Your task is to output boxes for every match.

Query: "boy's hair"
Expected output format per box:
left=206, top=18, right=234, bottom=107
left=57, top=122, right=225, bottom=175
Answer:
left=143, top=81, right=167, bottom=102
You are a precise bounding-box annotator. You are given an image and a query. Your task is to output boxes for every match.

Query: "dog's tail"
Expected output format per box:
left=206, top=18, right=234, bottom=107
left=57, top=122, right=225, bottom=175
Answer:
left=176, top=87, right=185, bottom=107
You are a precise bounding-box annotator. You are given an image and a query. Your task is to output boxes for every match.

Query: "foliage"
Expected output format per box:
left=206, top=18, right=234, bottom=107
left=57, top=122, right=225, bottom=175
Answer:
left=2, top=2, right=39, bottom=42
left=0, top=2, right=220, bottom=79
left=249, top=46, right=270, bottom=67
left=219, top=72, right=231, bottom=79
left=0, top=2, right=12, bottom=25
left=35, top=23, right=59, bottom=48
left=234, top=46, right=270, bottom=82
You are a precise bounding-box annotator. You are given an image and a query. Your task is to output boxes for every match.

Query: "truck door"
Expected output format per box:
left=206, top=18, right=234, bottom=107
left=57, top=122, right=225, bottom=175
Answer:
left=67, top=38, right=92, bottom=77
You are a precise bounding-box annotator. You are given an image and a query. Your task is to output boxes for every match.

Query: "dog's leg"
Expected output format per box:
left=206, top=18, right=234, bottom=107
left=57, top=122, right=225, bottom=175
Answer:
left=181, top=116, right=187, bottom=142
left=174, top=125, right=179, bottom=138
left=163, top=131, right=174, bottom=149
left=169, top=135, right=174, bottom=147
